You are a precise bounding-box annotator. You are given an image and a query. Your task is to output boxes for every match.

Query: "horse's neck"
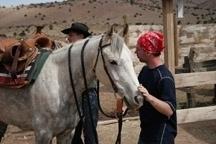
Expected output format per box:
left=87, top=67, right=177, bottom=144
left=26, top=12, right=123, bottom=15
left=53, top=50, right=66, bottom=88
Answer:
left=50, top=37, right=100, bottom=91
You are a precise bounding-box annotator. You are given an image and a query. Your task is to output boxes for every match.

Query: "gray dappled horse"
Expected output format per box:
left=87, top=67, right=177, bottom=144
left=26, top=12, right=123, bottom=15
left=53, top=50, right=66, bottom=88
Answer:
left=0, top=28, right=143, bottom=144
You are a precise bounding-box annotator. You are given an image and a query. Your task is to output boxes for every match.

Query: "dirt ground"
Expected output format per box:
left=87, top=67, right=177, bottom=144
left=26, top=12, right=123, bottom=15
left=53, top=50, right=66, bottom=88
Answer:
left=1, top=120, right=216, bottom=144
left=98, top=120, right=216, bottom=144
left=1, top=85, right=216, bottom=144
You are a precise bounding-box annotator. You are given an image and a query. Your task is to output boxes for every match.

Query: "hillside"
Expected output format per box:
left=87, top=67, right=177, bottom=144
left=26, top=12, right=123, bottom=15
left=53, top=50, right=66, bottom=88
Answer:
left=0, top=0, right=216, bottom=38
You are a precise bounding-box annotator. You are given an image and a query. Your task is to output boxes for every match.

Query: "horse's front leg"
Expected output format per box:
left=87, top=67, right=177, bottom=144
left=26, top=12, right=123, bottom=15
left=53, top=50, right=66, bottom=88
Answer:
left=35, top=129, right=53, bottom=144
left=56, top=129, right=74, bottom=144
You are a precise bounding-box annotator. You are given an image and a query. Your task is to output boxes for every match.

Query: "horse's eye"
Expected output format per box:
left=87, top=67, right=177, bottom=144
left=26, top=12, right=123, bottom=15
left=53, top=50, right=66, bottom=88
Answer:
left=110, top=60, right=118, bottom=65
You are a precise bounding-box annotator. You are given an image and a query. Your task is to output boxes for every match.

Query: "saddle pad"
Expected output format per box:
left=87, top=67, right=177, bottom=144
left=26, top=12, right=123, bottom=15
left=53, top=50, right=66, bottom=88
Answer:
left=0, top=73, right=28, bottom=88
left=27, top=49, right=51, bottom=83
left=0, top=49, right=51, bottom=88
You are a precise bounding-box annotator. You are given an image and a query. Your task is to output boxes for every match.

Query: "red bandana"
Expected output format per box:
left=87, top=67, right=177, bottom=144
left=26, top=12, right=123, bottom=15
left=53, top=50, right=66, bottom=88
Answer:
left=137, top=32, right=164, bottom=53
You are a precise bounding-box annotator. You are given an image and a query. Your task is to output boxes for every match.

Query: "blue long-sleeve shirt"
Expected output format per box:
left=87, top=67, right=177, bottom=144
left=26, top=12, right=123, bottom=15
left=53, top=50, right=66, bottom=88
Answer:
left=138, top=65, right=177, bottom=143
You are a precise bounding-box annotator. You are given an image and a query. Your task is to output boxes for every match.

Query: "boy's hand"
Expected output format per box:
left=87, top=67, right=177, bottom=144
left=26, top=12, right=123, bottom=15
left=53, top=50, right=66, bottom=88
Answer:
left=138, top=85, right=151, bottom=102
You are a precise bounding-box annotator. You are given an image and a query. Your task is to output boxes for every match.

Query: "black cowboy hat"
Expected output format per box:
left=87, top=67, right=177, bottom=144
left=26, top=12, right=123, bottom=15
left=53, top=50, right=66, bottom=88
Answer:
left=61, top=22, right=91, bottom=38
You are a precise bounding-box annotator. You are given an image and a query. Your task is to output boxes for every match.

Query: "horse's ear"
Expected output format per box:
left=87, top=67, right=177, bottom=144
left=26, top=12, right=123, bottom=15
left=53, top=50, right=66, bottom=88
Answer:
left=122, top=15, right=129, bottom=38
left=117, top=15, right=129, bottom=44
left=106, top=24, right=117, bottom=37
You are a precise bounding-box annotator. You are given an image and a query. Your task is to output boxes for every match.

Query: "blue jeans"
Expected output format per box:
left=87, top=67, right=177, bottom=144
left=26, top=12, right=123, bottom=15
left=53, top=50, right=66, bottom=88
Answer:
left=138, top=132, right=175, bottom=144
left=83, top=88, right=98, bottom=144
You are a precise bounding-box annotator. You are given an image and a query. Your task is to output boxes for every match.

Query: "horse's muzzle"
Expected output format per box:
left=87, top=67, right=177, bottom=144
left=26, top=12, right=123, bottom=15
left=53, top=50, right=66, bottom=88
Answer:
left=134, top=95, right=144, bottom=108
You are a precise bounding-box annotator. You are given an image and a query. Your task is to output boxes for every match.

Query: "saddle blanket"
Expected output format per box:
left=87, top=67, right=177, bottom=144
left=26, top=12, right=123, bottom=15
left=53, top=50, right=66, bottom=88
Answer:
left=0, top=49, right=51, bottom=88
left=0, top=68, right=29, bottom=88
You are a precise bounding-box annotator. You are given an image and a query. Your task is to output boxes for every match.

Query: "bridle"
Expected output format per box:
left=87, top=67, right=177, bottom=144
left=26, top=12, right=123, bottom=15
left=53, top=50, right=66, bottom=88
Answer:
left=92, top=35, right=118, bottom=93
left=94, top=36, right=129, bottom=144
left=68, top=35, right=127, bottom=144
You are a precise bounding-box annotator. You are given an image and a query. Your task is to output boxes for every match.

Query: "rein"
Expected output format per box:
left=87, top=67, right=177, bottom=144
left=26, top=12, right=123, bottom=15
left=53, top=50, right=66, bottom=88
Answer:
left=68, top=44, right=82, bottom=118
left=80, top=39, right=99, bottom=144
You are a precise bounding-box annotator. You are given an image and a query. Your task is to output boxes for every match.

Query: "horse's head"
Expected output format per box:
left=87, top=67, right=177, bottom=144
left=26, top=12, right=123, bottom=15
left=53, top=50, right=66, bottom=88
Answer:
left=94, top=26, right=144, bottom=109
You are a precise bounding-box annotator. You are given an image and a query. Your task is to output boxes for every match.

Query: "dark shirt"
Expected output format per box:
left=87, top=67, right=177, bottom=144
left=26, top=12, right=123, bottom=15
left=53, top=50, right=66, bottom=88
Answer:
left=138, top=65, right=177, bottom=143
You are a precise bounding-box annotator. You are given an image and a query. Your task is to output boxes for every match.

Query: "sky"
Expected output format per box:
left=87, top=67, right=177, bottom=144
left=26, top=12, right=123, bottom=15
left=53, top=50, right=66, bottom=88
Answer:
left=0, top=0, right=64, bottom=7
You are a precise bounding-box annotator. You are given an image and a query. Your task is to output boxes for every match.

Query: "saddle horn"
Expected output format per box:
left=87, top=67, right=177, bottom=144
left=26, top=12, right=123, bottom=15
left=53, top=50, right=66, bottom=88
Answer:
left=35, top=25, right=45, bottom=34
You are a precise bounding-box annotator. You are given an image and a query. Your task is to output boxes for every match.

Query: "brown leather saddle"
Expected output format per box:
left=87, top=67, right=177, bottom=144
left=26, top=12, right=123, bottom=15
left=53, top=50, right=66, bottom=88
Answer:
left=0, top=35, right=54, bottom=78
left=0, top=38, right=38, bottom=78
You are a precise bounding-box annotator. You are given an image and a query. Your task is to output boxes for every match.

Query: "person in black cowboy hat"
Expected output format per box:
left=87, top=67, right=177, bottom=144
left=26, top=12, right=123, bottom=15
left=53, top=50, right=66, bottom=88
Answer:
left=62, top=22, right=98, bottom=144
left=61, top=22, right=91, bottom=43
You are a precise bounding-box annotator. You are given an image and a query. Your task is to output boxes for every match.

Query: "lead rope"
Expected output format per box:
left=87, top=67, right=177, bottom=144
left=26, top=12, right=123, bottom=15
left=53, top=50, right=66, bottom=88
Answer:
left=115, top=97, right=125, bottom=144
left=96, top=81, right=128, bottom=144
